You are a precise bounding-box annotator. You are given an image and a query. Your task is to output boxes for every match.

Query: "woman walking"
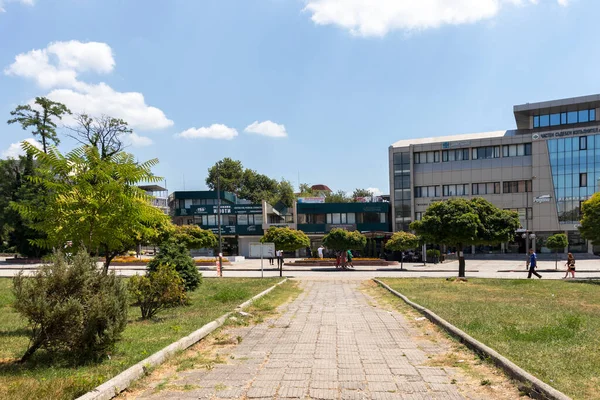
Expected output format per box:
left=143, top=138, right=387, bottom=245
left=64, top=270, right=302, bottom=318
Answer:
left=346, top=249, right=354, bottom=269
left=563, top=253, right=576, bottom=279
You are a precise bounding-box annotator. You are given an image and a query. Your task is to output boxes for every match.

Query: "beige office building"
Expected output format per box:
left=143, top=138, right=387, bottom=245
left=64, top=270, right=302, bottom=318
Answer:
left=389, top=94, right=600, bottom=255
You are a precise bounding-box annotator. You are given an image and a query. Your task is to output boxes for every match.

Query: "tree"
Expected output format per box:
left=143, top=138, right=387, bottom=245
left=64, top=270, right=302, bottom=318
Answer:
left=13, top=143, right=170, bottom=272
left=206, top=158, right=245, bottom=194
left=171, top=224, right=217, bottom=250
left=298, top=183, right=316, bottom=197
left=546, top=233, right=568, bottom=270
left=385, top=231, right=419, bottom=270
left=147, top=241, right=202, bottom=291
left=579, top=192, right=600, bottom=245
left=8, top=97, right=71, bottom=154
left=277, top=180, right=296, bottom=208
left=410, top=198, right=520, bottom=278
left=323, top=228, right=367, bottom=251
left=66, top=114, right=132, bottom=159
left=13, top=251, right=128, bottom=363
left=260, top=226, right=310, bottom=251
left=352, top=188, right=373, bottom=200
left=0, top=154, right=49, bottom=258
left=325, top=190, right=351, bottom=203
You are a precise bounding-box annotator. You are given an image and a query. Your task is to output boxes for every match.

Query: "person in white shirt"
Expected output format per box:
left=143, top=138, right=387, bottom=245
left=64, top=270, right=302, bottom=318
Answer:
left=317, top=246, right=324, bottom=259
left=276, top=250, right=284, bottom=268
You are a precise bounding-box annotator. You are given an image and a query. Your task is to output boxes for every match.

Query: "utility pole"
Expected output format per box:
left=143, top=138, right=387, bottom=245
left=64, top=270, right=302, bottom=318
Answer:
left=217, top=164, right=223, bottom=277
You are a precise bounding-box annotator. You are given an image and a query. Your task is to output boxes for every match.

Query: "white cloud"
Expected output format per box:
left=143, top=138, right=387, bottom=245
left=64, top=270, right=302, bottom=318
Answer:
left=303, top=0, right=571, bottom=37
left=2, top=138, right=42, bottom=159
left=4, top=41, right=173, bottom=131
left=244, top=120, right=288, bottom=138
left=177, top=124, right=239, bottom=140
left=0, top=0, right=34, bottom=13
left=367, top=187, right=384, bottom=197
left=125, top=132, right=153, bottom=147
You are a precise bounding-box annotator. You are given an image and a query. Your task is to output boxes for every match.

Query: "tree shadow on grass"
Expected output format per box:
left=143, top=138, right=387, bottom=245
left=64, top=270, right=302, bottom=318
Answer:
left=0, top=327, right=30, bottom=338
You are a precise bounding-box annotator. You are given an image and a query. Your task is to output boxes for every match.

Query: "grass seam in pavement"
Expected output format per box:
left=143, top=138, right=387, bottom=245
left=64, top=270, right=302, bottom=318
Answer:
left=373, top=279, right=571, bottom=400
left=76, top=278, right=288, bottom=400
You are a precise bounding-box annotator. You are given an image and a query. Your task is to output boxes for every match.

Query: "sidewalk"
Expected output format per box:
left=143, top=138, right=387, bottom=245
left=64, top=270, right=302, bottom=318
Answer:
left=131, top=280, right=520, bottom=400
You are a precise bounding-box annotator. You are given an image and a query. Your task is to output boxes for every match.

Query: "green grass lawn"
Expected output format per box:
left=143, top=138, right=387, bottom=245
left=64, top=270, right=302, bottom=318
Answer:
left=379, top=278, right=600, bottom=400
left=0, top=277, right=283, bottom=400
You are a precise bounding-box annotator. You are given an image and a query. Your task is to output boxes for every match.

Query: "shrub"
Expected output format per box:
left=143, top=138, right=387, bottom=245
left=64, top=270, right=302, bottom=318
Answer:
left=426, top=249, right=441, bottom=258
left=12, top=251, right=128, bottom=363
left=148, top=241, right=201, bottom=291
left=129, top=264, right=188, bottom=320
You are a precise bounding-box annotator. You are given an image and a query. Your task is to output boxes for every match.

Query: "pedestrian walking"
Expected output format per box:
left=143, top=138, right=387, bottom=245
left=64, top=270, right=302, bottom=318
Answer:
left=526, top=248, right=542, bottom=279
left=335, top=251, right=341, bottom=269
left=563, top=252, right=576, bottom=279
left=346, top=249, right=354, bottom=268
left=277, top=250, right=284, bottom=268
left=317, top=245, right=324, bottom=259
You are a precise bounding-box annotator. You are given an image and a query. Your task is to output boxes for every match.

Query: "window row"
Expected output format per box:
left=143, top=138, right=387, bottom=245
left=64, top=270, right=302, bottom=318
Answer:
left=502, top=180, right=532, bottom=193
left=504, top=208, right=533, bottom=221
left=472, top=146, right=501, bottom=160
left=533, top=109, right=596, bottom=128
left=179, top=198, right=220, bottom=208
left=297, top=213, right=387, bottom=224
left=413, top=151, right=440, bottom=164
left=415, top=180, right=533, bottom=197
left=200, top=214, right=263, bottom=226
left=442, top=149, right=470, bottom=162
left=502, top=143, right=532, bottom=157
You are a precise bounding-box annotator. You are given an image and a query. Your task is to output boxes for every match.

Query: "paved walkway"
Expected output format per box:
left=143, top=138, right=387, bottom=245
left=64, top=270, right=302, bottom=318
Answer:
left=136, top=281, right=478, bottom=400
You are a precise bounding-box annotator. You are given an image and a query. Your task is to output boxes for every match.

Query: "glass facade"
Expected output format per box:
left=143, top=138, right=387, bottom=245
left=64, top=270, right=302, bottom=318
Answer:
left=393, top=152, right=411, bottom=231
left=534, top=108, right=596, bottom=128
left=548, top=135, right=600, bottom=225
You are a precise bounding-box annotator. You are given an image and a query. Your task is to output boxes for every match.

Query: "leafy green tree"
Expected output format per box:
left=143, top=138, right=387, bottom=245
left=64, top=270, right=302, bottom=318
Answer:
left=147, top=241, right=201, bottom=291
left=352, top=188, right=373, bottom=200
left=579, top=192, right=600, bottom=246
left=277, top=180, right=296, bottom=208
left=385, top=231, right=419, bottom=270
left=0, top=155, right=49, bottom=258
left=171, top=224, right=217, bottom=250
left=325, top=190, right=351, bottom=203
left=13, top=143, right=170, bottom=272
left=206, top=158, right=245, bottom=194
left=323, top=228, right=367, bottom=251
left=8, top=97, right=71, bottom=154
left=298, top=183, right=316, bottom=197
left=410, top=198, right=519, bottom=278
left=260, top=226, right=310, bottom=251
left=13, top=251, right=128, bottom=363
left=66, top=114, right=133, bottom=159
left=546, top=233, right=568, bottom=270
left=129, top=264, right=188, bottom=319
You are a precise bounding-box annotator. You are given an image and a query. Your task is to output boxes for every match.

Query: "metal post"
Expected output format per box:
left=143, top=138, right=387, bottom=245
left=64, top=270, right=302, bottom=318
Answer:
left=260, top=243, right=264, bottom=278
left=217, top=164, right=223, bottom=277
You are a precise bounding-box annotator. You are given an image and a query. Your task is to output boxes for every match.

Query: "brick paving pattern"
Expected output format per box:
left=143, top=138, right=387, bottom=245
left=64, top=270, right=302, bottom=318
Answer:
left=138, top=280, right=466, bottom=399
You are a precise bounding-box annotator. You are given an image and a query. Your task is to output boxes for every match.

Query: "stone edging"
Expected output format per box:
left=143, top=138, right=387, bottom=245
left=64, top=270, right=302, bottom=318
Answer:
left=77, top=278, right=288, bottom=400
left=373, top=279, right=572, bottom=400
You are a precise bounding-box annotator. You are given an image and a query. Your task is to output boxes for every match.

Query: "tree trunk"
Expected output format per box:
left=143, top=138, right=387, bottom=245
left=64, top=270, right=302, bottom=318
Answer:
left=400, top=253, right=404, bottom=271
left=458, top=244, right=466, bottom=278
left=555, top=251, right=558, bottom=270
left=20, top=337, right=43, bottom=362
left=103, top=246, right=116, bottom=274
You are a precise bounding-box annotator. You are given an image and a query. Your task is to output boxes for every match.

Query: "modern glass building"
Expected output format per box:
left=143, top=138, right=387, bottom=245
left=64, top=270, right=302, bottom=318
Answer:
left=389, top=94, right=600, bottom=254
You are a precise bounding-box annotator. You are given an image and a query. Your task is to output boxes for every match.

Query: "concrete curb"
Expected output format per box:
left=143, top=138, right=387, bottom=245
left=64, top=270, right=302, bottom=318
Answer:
left=77, top=278, right=288, bottom=400
left=373, top=279, right=572, bottom=400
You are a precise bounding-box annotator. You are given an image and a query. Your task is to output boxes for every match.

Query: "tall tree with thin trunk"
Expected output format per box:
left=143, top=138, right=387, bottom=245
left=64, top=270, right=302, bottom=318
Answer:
left=385, top=231, right=419, bottom=270
left=8, top=97, right=71, bottom=153
left=66, top=114, right=132, bottom=159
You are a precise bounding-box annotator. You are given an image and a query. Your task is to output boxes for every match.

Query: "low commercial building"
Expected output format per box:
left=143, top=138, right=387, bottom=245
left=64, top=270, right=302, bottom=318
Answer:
left=169, top=190, right=391, bottom=257
left=389, top=93, right=600, bottom=254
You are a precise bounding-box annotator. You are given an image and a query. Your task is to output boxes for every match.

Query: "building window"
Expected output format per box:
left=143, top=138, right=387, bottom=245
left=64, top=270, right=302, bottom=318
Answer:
left=442, top=148, right=469, bottom=162
left=414, top=151, right=440, bottom=164
left=415, top=212, right=422, bottom=221
left=326, top=213, right=355, bottom=224
left=442, top=184, right=468, bottom=197
left=534, top=108, right=597, bottom=128
left=358, top=212, right=383, bottom=224
left=472, top=146, right=500, bottom=160
left=415, top=186, right=440, bottom=198
left=502, top=180, right=532, bottom=193
left=580, top=136, right=587, bottom=150
left=237, top=215, right=249, bottom=225
left=580, top=173, right=587, bottom=187
left=472, top=182, right=500, bottom=195
left=502, top=143, right=532, bottom=157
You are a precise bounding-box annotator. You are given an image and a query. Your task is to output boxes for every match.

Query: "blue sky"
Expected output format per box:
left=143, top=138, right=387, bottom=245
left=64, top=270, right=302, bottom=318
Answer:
left=1, top=0, right=598, bottom=196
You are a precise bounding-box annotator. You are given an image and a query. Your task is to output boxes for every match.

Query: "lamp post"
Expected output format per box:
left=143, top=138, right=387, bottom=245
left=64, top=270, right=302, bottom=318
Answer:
left=217, top=164, right=223, bottom=277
